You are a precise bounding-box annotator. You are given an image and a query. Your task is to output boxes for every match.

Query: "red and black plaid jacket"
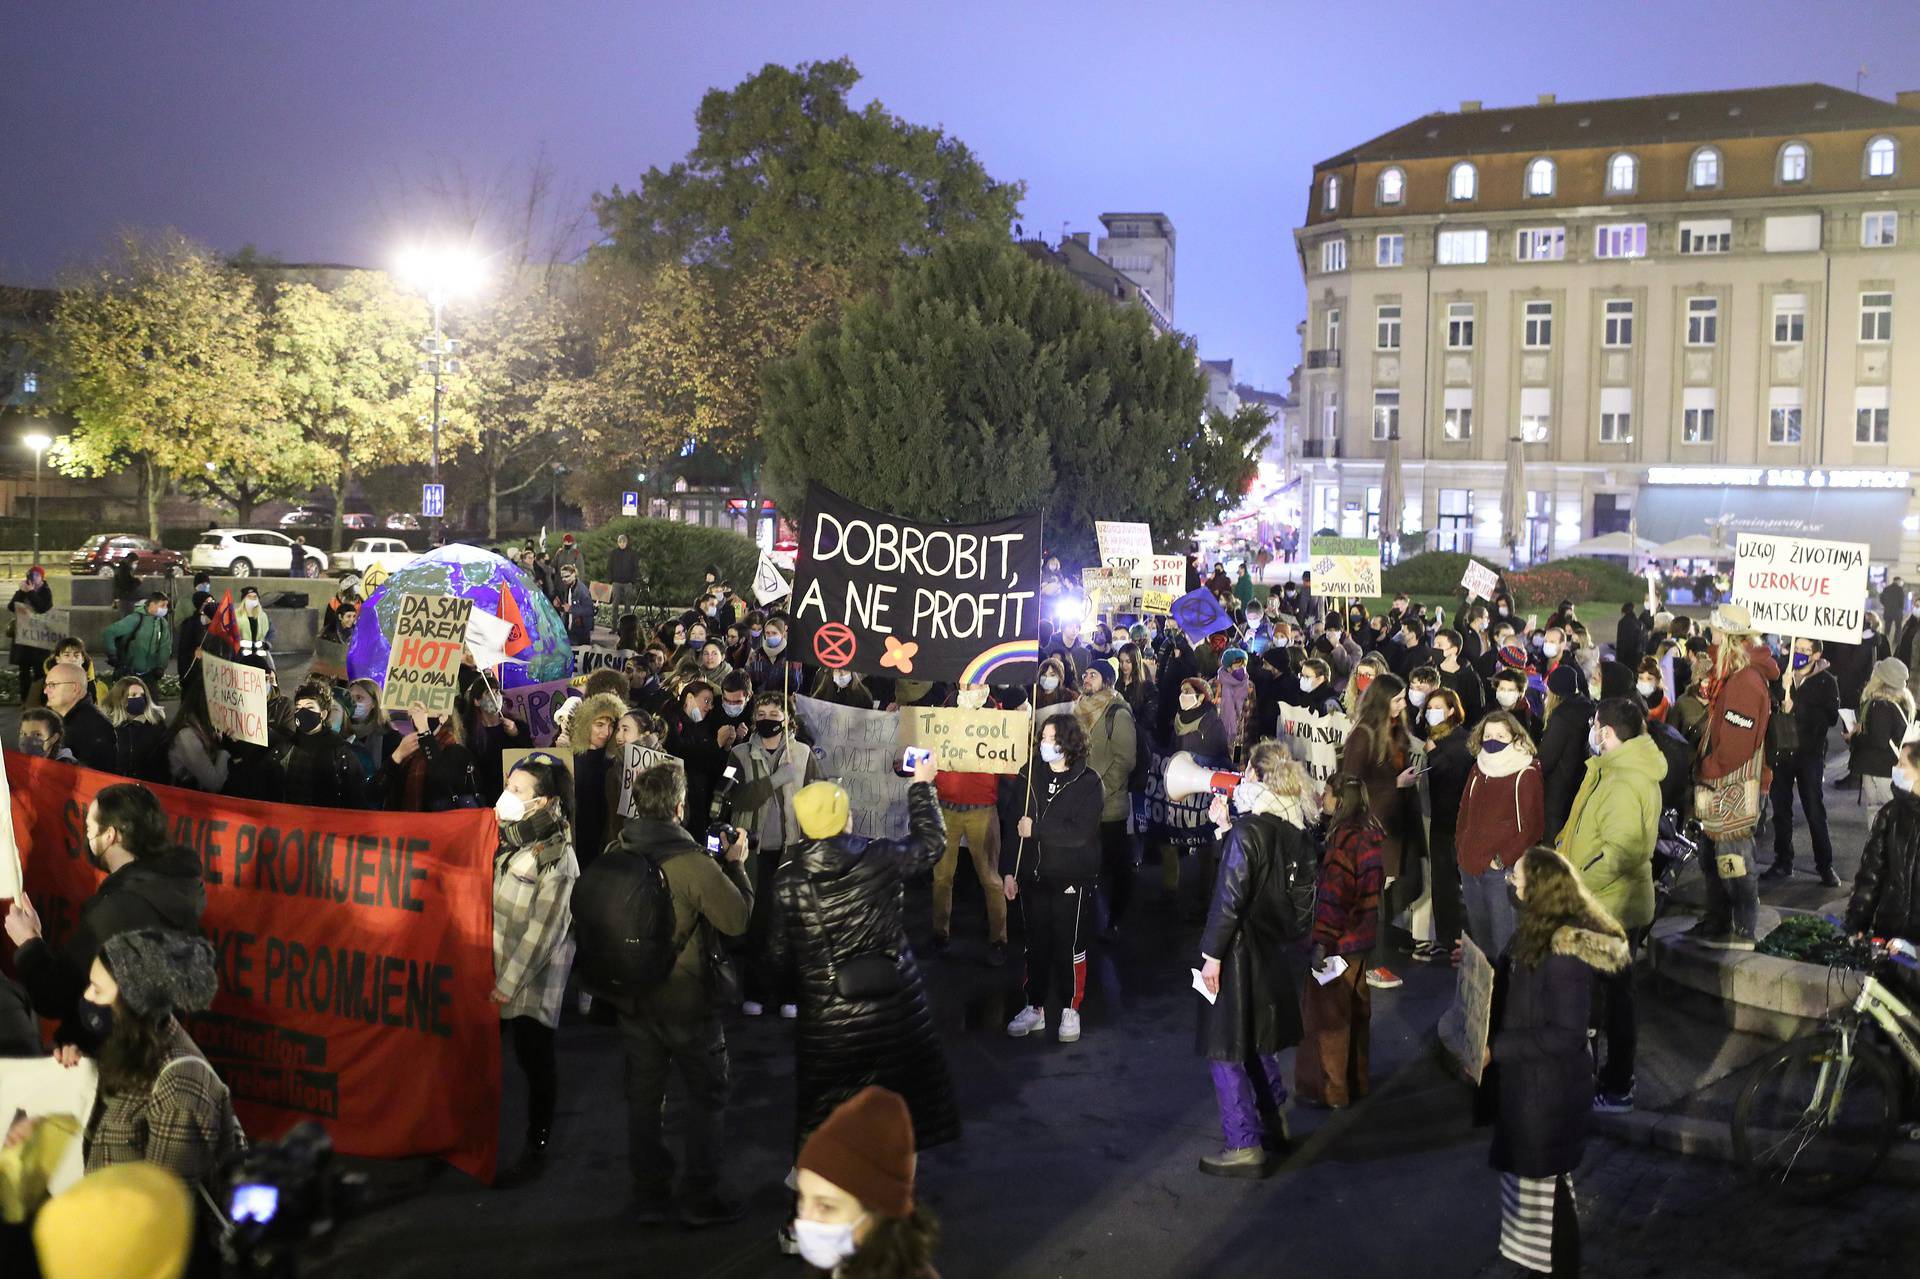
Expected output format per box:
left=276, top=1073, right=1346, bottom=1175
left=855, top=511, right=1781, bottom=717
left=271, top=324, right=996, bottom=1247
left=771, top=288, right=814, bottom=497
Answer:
left=1314, top=820, right=1385, bottom=957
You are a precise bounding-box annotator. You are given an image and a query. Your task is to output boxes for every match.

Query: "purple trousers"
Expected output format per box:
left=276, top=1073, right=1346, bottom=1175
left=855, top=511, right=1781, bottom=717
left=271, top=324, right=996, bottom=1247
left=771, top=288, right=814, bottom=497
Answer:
left=1210, top=1053, right=1287, bottom=1149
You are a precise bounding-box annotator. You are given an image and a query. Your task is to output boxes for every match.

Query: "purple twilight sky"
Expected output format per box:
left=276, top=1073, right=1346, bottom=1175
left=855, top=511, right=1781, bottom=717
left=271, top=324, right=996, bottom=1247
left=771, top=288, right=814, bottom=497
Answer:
left=6, top=0, right=1919, bottom=389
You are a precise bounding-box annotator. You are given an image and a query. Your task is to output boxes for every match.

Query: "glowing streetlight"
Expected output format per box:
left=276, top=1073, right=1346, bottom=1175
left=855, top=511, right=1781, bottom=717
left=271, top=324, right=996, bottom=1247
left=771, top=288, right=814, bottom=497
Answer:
left=395, top=245, right=486, bottom=542
left=22, top=432, right=51, bottom=560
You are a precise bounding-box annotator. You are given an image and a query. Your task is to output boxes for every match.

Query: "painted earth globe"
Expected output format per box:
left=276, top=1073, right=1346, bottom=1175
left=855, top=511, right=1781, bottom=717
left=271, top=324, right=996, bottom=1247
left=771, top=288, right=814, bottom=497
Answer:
left=345, top=543, right=572, bottom=689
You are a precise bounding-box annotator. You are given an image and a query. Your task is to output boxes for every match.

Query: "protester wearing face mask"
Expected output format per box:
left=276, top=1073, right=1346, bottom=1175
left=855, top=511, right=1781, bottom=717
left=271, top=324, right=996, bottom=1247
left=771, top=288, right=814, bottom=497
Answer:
left=18, top=708, right=76, bottom=763
left=811, top=666, right=877, bottom=710
left=1845, top=742, right=1920, bottom=1002
left=336, top=677, right=391, bottom=787
left=1033, top=656, right=1077, bottom=711
left=1491, top=667, right=1541, bottom=741
left=101, top=593, right=174, bottom=685
left=1454, top=712, right=1545, bottom=961
left=10, top=564, right=54, bottom=703
left=570, top=692, right=628, bottom=868
left=932, top=682, right=1008, bottom=964
left=4, top=785, right=206, bottom=1052
left=1634, top=658, right=1670, bottom=723
left=1297, top=773, right=1384, bottom=1110
left=790, top=1087, right=942, bottom=1278
left=748, top=619, right=801, bottom=699
left=1340, top=655, right=1384, bottom=719
left=1405, top=668, right=1443, bottom=742
left=1683, top=606, right=1780, bottom=952
left=385, top=697, right=483, bottom=813
left=729, top=694, right=823, bottom=1016
left=999, top=717, right=1103, bottom=1044
left=235, top=589, right=272, bottom=669
left=99, top=677, right=164, bottom=781
left=1193, top=746, right=1316, bottom=1176
left=1163, top=677, right=1231, bottom=906
left=462, top=674, right=527, bottom=797
left=666, top=680, right=729, bottom=834
left=1537, top=665, right=1595, bottom=845
left=275, top=679, right=373, bottom=810
left=1417, top=687, right=1472, bottom=966
left=1763, top=637, right=1842, bottom=886
left=1294, top=657, right=1341, bottom=716
left=1432, top=628, right=1486, bottom=726
left=1215, top=648, right=1255, bottom=761
left=488, top=756, right=579, bottom=1188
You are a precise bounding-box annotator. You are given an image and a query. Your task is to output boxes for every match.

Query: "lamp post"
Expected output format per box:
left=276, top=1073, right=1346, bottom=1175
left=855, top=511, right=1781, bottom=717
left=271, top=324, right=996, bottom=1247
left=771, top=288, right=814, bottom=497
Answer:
left=22, top=432, right=51, bottom=561
left=396, top=246, right=485, bottom=545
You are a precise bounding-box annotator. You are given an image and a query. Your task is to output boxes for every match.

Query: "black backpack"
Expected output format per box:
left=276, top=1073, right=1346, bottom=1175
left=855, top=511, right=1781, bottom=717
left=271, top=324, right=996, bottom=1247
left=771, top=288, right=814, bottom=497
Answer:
left=1766, top=681, right=1800, bottom=769
left=571, top=845, right=680, bottom=998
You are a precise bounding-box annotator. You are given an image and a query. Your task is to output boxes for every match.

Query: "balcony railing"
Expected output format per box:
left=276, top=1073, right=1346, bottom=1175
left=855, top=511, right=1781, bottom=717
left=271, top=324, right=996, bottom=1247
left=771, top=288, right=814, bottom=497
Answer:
left=1306, top=348, right=1342, bottom=369
left=1300, top=438, right=1343, bottom=459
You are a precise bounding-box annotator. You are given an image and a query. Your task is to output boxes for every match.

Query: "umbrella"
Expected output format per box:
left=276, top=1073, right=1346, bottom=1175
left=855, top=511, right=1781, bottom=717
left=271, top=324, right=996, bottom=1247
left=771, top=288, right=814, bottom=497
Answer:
left=1650, top=533, right=1735, bottom=561
left=1379, top=430, right=1404, bottom=560
left=1564, top=531, right=1660, bottom=557
left=1500, top=436, right=1526, bottom=566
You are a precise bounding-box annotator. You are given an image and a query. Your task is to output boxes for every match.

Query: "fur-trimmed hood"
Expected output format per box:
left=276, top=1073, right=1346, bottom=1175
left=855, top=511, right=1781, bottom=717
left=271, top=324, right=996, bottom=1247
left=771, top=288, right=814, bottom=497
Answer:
left=570, top=692, right=629, bottom=754
left=1551, top=924, right=1631, bottom=974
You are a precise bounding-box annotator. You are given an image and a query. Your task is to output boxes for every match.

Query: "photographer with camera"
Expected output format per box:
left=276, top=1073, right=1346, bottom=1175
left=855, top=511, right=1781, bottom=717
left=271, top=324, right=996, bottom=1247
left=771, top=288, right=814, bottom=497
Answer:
left=578, top=760, right=752, bottom=1229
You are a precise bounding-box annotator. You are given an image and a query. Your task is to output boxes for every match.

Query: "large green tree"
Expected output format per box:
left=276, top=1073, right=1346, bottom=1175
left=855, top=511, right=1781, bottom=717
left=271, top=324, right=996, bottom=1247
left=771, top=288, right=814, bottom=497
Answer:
left=47, top=233, right=294, bottom=538
left=761, top=239, right=1272, bottom=562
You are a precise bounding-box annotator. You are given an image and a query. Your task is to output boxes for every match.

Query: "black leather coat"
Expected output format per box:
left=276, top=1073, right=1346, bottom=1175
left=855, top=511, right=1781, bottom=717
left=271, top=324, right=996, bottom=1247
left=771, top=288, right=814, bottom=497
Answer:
left=1848, top=789, right=1920, bottom=941
left=1196, top=811, right=1314, bottom=1061
left=767, top=782, right=959, bottom=1151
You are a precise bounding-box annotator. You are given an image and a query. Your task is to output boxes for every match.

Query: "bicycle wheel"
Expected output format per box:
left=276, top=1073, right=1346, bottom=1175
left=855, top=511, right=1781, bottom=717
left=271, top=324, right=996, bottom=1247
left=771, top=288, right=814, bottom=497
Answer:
left=1732, top=1031, right=1899, bottom=1201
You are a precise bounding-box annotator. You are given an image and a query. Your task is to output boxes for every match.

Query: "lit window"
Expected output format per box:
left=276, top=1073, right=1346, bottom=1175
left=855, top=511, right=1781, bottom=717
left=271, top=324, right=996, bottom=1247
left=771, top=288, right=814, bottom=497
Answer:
left=20, top=373, right=35, bottom=395
left=1516, top=227, right=1565, bottom=261
left=1595, top=223, right=1647, bottom=259
left=1325, top=176, right=1341, bottom=212
left=1768, top=387, right=1803, bottom=446
left=1320, top=239, right=1347, bottom=273
left=1779, top=141, right=1809, bottom=183
left=1372, top=389, right=1400, bottom=441
left=1326, top=307, right=1341, bottom=350
left=1864, top=211, right=1898, bottom=248
left=1449, top=162, right=1477, bottom=201
left=1376, top=304, right=1402, bottom=351
left=1690, top=147, right=1722, bottom=189
left=1772, top=294, right=1806, bottom=345
left=1686, top=297, right=1719, bottom=346
left=1603, top=299, right=1634, bottom=347
left=1378, top=168, right=1405, bottom=205
left=1861, top=292, right=1893, bottom=343
left=1867, top=136, right=1897, bottom=179
left=1437, top=228, right=1488, bottom=265
left=1520, top=388, right=1552, bottom=442
left=1683, top=388, right=1716, bottom=443
left=1607, top=153, right=1638, bottom=194
left=1446, top=302, right=1475, bottom=349
left=1376, top=233, right=1405, bottom=267
left=1599, top=387, right=1633, bottom=443
left=1526, top=158, right=1555, bottom=197
left=1679, top=219, right=1731, bottom=254
left=1856, top=387, right=1891, bottom=444
left=1523, top=300, right=1553, bottom=349
left=1443, top=388, right=1474, bottom=441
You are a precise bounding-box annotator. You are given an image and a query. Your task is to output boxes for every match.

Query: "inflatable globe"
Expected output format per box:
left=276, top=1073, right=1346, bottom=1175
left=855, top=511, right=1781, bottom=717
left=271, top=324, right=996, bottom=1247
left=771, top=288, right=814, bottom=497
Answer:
left=346, top=543, right=573, bottom=689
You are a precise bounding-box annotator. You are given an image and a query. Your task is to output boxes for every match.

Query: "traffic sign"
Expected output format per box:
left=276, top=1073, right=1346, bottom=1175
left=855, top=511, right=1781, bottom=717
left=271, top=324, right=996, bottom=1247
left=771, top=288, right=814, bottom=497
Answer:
left=621, top=491, right=639, bottom=517
left=422, top=484, right=445, bottom=518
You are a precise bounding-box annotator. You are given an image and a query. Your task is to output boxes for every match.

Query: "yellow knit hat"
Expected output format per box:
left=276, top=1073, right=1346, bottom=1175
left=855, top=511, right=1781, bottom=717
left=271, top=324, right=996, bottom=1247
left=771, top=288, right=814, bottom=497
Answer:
left=793, top=780, right=851, bottom=840
left=34, top=1163, right=193, bottom=1279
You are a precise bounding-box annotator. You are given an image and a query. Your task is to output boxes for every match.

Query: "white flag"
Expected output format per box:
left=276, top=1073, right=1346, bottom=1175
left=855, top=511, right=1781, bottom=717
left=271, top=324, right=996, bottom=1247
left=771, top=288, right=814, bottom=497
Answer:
left=754, top=552, right=791, bottom=605
left=464, top=606, right=524, bottom=668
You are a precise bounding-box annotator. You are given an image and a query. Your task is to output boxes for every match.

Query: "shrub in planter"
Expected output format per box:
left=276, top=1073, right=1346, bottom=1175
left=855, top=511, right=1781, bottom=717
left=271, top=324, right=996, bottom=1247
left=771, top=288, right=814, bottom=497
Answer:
left=572, top=517, right=760, bottom=608
left=1504, top=557, right=1643, bottom=608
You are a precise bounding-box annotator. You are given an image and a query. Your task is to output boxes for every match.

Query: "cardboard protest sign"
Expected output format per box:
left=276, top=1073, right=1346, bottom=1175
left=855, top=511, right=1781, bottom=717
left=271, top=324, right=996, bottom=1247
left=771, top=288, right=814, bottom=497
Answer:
left=1140, top=589, right=1174, bottom=615
left=1460, top=559, right=1500, bottom=602
left=1309, top=536, right=1382, bottom=598
left=1094, top=521, right=1154, bottom=574
left=204, top=652, right=270, bottom=746
left=616, top=742, right=674, bottom=818
left=897, top=705, right=1031, bottom=775
left=1438, top=937, right=1495, bottom=1084
left=789, top=484, right=1041, bottom=688
left=0, top=1054, right=96, bottom=1198
left=13, top=605, right=67, bottom=653
left=499, top=677, right=576, bottom=746
left=793, top=695, right=909, bottom=838
left=754, top=551, right=791, bottom=605
left=1277, top=707, right=1350, bottom=787
left=309, top=637, right=349, bottom=682
left=572, top=646, right=625, bottom=677
left=1081, top=566, right=1128, bottom=613
left=1731, top=533, right=1871, bottom=646
left=1169, top=587, right=1233, bottom=639
left=382, top=593, right=474, bottom=715
left=10, top=753, right=501, bottom=1181
left=588, top=581, right=613, bottom=604
left=1144, top=553, right=1185, bottom=595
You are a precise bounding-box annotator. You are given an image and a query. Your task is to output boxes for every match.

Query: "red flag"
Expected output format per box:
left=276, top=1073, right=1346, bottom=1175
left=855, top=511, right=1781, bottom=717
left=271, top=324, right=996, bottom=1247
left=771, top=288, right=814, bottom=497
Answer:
left=208, top=590, right=241, bottom=651
left=496, top=587, right=531, bottom=657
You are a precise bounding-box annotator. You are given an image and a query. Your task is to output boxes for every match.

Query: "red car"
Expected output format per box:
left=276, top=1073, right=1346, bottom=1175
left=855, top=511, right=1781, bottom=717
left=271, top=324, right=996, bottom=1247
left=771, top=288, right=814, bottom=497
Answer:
left=69, top=533, right=187, bottom=577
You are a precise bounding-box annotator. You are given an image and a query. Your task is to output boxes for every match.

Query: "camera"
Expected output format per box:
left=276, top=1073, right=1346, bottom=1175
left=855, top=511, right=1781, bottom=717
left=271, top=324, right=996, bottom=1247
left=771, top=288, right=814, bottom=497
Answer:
left=219, top=1122, right=364, bottom=1276
left=706, top=823, right=740, bottom=855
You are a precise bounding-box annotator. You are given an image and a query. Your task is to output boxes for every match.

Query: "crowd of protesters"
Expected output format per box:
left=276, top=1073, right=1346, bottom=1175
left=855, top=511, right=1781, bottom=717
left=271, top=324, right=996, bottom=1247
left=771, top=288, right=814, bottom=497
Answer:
left=4, top=541, right=1920, bottom=1279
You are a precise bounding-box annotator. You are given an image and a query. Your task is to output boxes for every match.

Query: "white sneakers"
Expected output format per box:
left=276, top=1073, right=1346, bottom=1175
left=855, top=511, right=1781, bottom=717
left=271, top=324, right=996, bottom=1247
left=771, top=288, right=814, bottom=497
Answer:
left=741, top=1001, right=765, bottom=1017
left=779, top=1003, right=798, bottom=1020
left=1007, top=1005, right=1083, bottom=1042
left=1006, top=1005, right=1047, bottom=1037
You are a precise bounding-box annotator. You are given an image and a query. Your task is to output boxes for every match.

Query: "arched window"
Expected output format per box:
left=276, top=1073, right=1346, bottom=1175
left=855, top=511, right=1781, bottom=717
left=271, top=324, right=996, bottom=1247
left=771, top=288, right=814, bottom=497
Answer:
left=1449, top=161, right=1477, bottom=202
left=1867, top=135, right=1898, bottom=178
left=1377, top=167, right=1405, bottom=205
left=1607, top=152, right=1638, bottom=194
left=1779, top=141, right=1810, bottom=183
left=1525, top=158, right=1555, bottom=197
left=1690, top=146, right=1721, bottom=189
left=1325, top=175, right=1341, bottom=211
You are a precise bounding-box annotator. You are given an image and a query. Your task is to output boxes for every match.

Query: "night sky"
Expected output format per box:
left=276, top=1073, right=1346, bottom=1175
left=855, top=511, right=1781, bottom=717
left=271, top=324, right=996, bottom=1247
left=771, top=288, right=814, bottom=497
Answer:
left=7, top=0, right=1919, bottom=389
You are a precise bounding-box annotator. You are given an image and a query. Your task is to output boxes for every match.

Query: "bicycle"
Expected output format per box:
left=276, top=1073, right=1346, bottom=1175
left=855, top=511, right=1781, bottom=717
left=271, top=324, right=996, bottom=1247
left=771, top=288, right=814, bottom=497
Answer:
left=1730, top=936, right=1920, bottom=1200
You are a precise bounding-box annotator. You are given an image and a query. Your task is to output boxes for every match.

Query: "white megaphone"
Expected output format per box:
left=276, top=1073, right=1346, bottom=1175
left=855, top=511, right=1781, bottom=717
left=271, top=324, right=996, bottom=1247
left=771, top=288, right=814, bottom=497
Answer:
left=1164, top=751, right=1243, bottom=802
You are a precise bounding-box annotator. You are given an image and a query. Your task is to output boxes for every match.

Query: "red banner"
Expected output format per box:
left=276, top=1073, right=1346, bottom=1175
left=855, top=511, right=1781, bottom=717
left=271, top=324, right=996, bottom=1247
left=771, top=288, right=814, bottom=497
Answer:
left=5, top=753, right=502, bottom=1182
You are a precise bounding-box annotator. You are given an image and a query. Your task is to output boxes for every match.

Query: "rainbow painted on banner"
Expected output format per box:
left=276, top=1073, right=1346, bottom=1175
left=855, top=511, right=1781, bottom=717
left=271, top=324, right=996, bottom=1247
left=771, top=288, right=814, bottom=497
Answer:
left=958, top=640, right=1041, bottom=686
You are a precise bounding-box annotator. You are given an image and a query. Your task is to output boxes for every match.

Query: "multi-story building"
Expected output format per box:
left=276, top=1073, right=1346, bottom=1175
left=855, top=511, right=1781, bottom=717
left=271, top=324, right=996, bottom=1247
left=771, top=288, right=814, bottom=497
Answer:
left=1293, top=83, right=1920, bottom=570
left=1096, top=212, right=1176, bottom=326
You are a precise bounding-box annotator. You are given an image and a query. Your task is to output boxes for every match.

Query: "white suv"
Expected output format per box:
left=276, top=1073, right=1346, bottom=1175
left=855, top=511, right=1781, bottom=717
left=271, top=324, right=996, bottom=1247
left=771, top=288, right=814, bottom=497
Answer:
left=188, top=529, right=331, bottom=578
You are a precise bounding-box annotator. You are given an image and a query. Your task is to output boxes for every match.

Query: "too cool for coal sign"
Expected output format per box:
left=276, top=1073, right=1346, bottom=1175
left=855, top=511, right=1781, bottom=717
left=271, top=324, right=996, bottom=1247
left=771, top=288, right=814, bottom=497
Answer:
left=1731, top=533, right=1870, bottom=646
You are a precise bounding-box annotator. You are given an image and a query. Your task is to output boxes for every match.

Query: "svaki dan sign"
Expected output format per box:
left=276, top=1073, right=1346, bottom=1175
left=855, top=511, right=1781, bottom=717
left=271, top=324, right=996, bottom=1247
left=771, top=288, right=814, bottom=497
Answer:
left=789, top=484, right=1042, bottom=687
left=1730, top=532, right=1870, bottom=646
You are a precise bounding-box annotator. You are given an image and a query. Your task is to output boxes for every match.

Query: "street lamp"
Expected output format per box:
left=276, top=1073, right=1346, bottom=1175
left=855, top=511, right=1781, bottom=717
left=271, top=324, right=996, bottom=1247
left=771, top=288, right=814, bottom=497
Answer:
left=22, top=432, right=51, bottom=561
left=396, top=245, right=486, bottom=543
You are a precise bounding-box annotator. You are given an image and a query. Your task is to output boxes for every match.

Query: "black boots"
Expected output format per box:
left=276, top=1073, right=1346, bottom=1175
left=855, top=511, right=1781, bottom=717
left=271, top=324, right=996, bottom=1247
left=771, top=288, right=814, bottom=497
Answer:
left=494, top=1126, right=551, bottom=1189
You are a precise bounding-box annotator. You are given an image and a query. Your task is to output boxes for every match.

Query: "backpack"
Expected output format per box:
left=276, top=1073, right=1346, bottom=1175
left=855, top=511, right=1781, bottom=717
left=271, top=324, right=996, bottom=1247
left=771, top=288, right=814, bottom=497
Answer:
left=570, top=845, right=681, bottom=997
left=1766, top=681, right=1800, bottom=769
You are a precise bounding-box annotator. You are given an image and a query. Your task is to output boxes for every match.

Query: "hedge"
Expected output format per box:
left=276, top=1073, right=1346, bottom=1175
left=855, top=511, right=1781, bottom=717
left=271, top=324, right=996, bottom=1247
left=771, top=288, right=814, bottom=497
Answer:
left=572, top=517, right=761, bottom=608
left=1380, top=551, right=1644, bottom=608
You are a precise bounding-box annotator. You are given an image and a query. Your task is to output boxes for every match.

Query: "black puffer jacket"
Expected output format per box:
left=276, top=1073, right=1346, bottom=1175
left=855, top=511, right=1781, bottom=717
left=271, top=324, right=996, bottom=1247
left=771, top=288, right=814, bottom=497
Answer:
left=1537, top=697, right=1594, bottom=843
left=997, top=763, right=1104, bottom=884
left=1196, top=810, right=1314, bottom=1061
left=767, top=782, right=958, bottom=1151
left=1847, top=789, right=1920, bottom=941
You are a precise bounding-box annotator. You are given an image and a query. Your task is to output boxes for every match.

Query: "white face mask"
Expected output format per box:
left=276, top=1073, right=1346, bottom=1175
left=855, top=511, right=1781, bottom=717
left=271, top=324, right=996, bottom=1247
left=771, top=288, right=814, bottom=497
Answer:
left=481, top=695, right=503, bottom=716
left=1542, top=642, right=1560, bottom=658
left=1273, top=636, right=1290, bottom=648
left=1297, top=676, right=1318, bottom=693
left=957, top=687, right=989, bottom=709
left=1039, top=675, right=1060, bottom=692
left=1180, top=694, right=1201, bottom=710
left=1496, top=688, right=1522, bottom=708
left=792, top=1218, right=863, bottom=1271
left=1895, top=769, right=1916, bottom=794
left=832, top=671, right=853, bottom=688
left=1408, top=689, right=1428, bottom=708
left=723, top=701, right=746, bottom=718
left=1636, top=681, right=1657, bottom=698
left=1040, top=742, right=1063, bottom=763
left=1425, top=706, right=1448, bottom=727
left=1231, top=778, right=1267, bottom=814
left=686, top=705, right=706, bottom=723
left=1589, top=726, right=1604, bottom=755
left=494, top=791, right=528, bottom=824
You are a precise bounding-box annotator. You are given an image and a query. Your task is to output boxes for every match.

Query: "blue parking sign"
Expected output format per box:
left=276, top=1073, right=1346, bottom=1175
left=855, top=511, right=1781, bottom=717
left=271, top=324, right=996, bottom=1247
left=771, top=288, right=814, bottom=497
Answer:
left=621, top=491, right=639, bottom=517
left=422, top=483, right=445, bottom=518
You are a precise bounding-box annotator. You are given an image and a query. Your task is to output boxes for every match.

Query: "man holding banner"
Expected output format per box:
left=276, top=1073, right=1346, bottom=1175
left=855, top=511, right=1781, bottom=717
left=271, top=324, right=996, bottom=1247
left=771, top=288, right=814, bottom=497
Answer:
left=728, top=694, right=824, bottom=1018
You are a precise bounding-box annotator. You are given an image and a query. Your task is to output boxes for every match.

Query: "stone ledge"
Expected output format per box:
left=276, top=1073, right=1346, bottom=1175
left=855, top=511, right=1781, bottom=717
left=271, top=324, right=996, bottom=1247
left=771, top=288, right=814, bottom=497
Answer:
left=1593, top=1108, right=1920, bottom=1186
left=1649, top=912, right=1854, bottom=1041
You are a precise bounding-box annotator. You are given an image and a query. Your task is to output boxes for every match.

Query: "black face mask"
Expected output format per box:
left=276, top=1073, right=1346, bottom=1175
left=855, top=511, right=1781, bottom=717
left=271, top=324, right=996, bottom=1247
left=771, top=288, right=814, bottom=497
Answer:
left=754, top=719, right=784, bottom=740
left=77, top=998, right=115, bottom=1041
left=294, top=708, right=324, bottom=734
left=85, top=830, right=111, bottom=873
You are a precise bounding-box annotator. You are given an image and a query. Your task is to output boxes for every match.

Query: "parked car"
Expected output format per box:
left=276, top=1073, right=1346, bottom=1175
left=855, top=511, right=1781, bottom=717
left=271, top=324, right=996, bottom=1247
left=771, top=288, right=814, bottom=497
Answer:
left=337, top=537, right=418, bottom=575
left=343, top=512, right=376, bottom=530
left=188, top=529, right=330, bottom=578
left=385, top=512, right=420, bottom=531
left=278, top=505, right=332, bottom=530
left=69, top=534, right=187, bottom=578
